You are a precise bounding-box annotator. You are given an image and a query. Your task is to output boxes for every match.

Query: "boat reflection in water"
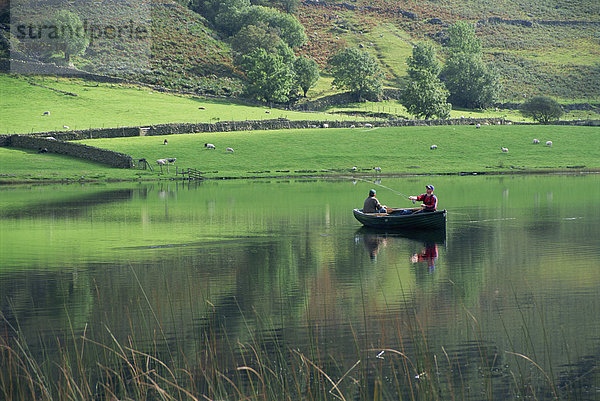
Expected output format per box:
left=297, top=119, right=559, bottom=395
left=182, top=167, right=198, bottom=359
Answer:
left=356, top=227, right=445, bottom=268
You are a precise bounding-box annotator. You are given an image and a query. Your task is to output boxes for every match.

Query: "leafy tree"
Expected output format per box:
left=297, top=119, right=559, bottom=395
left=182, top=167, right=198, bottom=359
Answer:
left=53, top=10, right=89, bottom=63
left=441, top=22, right=500, bottom=109
left=401, top=42, right=450, bottom=119
left=446, top=21, right=481, bottom=54
left=401, top=73, right=451, bottom=120
left=231, top=22, right=282, bottom=57
left=195, top=0, right=250, bottom=34
left=520, top=96, right=564, bottom=123
left=293, top=56, right=319, bottom=97
left=406, top=41, right=441, bottom=79
left=239, top=5, right=306, bottom=48
left=240, top=48, right=295, bottom=103
left=441, top=52, right=500, bottom=108
left=329, top=48, right=383, bottom=101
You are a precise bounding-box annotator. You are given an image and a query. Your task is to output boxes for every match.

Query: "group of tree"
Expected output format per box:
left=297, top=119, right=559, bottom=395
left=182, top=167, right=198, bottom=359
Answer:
left=192, top=0, right=320, bottom=103
left=399, top=21, right=500, bottom=119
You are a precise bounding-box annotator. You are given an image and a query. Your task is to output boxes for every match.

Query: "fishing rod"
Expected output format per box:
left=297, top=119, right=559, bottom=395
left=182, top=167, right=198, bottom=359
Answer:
left=345, top=176, right=415, bottom=203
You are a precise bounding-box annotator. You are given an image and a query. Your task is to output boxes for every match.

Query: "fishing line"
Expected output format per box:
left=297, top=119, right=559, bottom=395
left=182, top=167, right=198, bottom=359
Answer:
left=344, top=176, right=413, bottom=202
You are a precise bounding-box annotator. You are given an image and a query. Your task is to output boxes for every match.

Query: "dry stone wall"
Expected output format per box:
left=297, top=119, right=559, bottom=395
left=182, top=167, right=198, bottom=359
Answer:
left=3, top=135, right=133, bottom=168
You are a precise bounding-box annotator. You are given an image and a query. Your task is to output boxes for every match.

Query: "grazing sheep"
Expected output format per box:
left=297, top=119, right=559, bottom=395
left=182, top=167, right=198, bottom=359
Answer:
left=364, top=123, right=373, bottom=128
left=46, top=136, right=56, bottom=140
left=546, top=141, right=552, bottom=147
left=352, top=166, right=358, bottom=171
left=322, top=123, right=329, bottom=128
left=63, top=125, right=69, bottom=129
left=533, top=138, right=540, bottom=144
left=430, top=144, right=437, bottom=150
left=373, top=166, right=382, bottom=173
left=205, top=143, right=216, bottom=149
left=198, top=106, right=206, bottom=110
left=265, top=110, right=270, bottom=114
left=164, top=139, right=168, bottom=145
left=350, top=125, right=355, bottom=128
left=226, top=147, right=234, bottom=153
left=167, top=158, right=176, bottom=163
left=157, top=159, right=167, bottom=165
left=501, top=147, right=509, bottom=152
left=42, top=111, right=50, bottom=116
left=476, top=123, right=481, bottom=128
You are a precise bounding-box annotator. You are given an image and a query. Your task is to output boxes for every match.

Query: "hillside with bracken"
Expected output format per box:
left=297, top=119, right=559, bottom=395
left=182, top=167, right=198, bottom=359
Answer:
left=1, top=0, right=599, bottom=102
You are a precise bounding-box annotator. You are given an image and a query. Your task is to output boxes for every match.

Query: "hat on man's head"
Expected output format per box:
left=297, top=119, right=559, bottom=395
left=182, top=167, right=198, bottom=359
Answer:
left=426, top=185, right=434, bottom=191
left=369, top=189, right=376, bottom=196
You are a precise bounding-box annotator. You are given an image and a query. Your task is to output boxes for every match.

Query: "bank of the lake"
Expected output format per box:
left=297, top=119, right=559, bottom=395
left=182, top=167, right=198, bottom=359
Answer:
left=1, top=125, right=599, bottom=184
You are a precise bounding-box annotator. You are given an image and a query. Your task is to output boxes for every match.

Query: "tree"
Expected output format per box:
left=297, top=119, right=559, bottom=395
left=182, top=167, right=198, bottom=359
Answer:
left=239, top=5, right=306, bottom=49
left=240, top=48, right=295, bottom=103
left=520, top=96, right=564, bottom=123
left=441, top=52, right=500, bottom=108
left=440, top=22, right=500, bottom=109
left=52, top=10, right=89, bottom=63
left=293, top=56, right=319, bottom=97
left=400, top=42, right=451, bottom=120
left=329, top=48, right=383, bottom=101
left=446, top=21, right=481, bottom=54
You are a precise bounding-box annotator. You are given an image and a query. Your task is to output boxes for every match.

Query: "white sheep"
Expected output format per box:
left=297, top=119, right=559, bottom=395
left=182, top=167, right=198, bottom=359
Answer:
left=226, top=147, right=234, bottom=153
left=46, top=136, right=56, bottom=140
left=533, top=138, right=540, bottom=144
left=430, top=144, right=437, bottom=150
left=373, top=166, right=382, bottom=173
left=501, top=147, right=509, bottom=152
left=476, top=123, right=481, bottom=128
left=546, top=141, right=552, bottom=147
left=205, top=143, right=216, bottom=149
left=42, top=111, right=50, bottom=116
left=63, top=125, right=69, bottom=129
left=350, top=125, right=355, bottom=128
left=322, top=123, right=329, bottom=128
left=364, top=123, right=373, bottom=128
left=352, top=166, right=358, bottom=171
left=167, top=158, right=176, bottom=163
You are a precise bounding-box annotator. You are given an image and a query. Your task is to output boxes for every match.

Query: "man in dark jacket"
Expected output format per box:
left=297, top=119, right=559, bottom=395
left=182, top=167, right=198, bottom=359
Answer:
left=363, top=189, right=387, bottom=213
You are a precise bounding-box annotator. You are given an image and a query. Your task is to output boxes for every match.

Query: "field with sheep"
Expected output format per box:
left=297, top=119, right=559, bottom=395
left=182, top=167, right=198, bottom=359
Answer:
left=1, top=124, right=598, bottom=183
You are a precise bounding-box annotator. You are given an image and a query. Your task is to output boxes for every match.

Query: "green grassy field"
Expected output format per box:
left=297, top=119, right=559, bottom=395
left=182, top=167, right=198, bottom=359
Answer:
left=0, top=75, right=355, bottom=134
left=1, top=125, right=598, bottom=183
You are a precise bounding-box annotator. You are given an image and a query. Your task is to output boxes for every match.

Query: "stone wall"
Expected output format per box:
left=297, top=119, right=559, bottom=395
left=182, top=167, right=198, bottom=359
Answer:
left=4, top=135, right=133, bottom=168
left=1, top=118, right=507, bottom=142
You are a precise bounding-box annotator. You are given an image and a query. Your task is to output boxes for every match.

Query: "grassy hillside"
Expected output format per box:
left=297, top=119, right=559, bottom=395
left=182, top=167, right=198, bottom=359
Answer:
left=2, top=0, right=599, bottom=103
left=0, top=74, right=361, bottom=134
left=296, top=0, right=600, bottom=101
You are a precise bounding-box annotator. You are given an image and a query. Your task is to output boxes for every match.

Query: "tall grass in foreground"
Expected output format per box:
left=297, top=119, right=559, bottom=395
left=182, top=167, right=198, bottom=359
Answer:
left=0, top=286, right=585, bottom=401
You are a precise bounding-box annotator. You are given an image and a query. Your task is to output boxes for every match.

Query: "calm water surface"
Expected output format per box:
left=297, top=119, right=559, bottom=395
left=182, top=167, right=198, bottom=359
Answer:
left=1, top=174, right=599, bottom=400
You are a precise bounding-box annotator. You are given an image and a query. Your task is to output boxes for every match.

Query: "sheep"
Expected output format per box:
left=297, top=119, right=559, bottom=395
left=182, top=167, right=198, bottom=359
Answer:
left=373, top=166, right=382, bottom=173
left=533, top=138, right=540, bottom=144
left=350, top=125, right=355, bottom=128
left=501, top=147, right=509, bottom=152
left=352, top=166, right=358, bottom=171
left=265, top=110, right=270, bottom=114
left=546, top=141, right=552, bottom=147
left=430, top=145, right=437, bottom=150
left=46, top=136, right=56, bottom=140
left=63, top=125, right=69, bottom=129
left=38, top=147, right=48, bottom=153
left=164, top=139, right=168, bottom=145
left=226, top=147, right=234, bottom=153
left=364, top=123, right=373, bottom=128
left=322, top=123, right=329, bottom=128
left=157, top=158, right=167, bottom=165
left=204, top=143, right=216, bottom=149
left=476, top=123, right=481, bottom=128
left=42, top=111, right=50, bottom=116
left=167, top=158, right=176, bottom=163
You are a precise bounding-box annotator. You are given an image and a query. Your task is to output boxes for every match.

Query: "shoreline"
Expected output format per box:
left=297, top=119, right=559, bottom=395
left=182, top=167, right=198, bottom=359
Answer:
left=2, top=168, right=598, bottom=186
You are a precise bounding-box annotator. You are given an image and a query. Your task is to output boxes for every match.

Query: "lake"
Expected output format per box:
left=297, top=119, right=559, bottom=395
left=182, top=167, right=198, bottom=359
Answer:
left=1, top=174, right=599, bottom=400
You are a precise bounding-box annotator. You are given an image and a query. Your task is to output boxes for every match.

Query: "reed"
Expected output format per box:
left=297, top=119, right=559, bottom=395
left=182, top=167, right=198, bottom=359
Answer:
left=0, top=282, right=585, bottom=401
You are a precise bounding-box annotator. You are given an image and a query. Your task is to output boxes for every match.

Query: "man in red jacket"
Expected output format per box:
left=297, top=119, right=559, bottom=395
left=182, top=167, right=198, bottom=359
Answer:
left=409, top=185, right=437, bottom=212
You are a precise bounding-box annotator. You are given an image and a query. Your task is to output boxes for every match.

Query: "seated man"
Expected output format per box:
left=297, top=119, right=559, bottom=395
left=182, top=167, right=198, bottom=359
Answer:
left=363, top=189, right=387, bottom=213
left=409, top=185, right=438, bottom=212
